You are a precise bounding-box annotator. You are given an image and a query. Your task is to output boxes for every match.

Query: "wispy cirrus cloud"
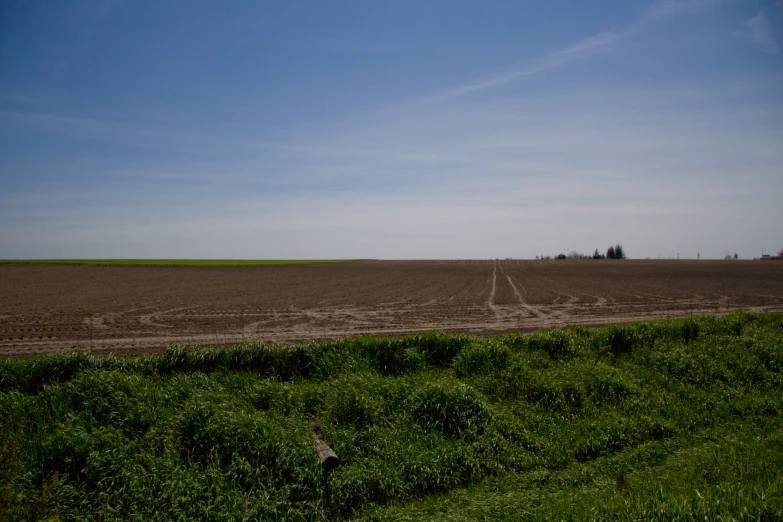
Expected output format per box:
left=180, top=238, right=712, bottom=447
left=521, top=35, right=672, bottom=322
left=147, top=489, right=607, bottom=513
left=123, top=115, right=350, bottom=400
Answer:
left=740, top=10, right=779, bottom=55
left=373, top=31, right=623, bottom=114
left=379, top=0, right=714, bottom=110
left=423, top=31, right=623, bottom=103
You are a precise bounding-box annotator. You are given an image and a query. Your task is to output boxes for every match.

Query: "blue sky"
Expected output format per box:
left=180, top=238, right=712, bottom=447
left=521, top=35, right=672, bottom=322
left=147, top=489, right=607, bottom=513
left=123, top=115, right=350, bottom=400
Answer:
left=1, top=0, right=781, bottom=259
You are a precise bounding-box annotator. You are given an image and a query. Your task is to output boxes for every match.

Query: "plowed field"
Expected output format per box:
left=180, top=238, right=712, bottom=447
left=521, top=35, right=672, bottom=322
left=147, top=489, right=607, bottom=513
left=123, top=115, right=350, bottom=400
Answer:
left=2, top=260, right=782, bottom=356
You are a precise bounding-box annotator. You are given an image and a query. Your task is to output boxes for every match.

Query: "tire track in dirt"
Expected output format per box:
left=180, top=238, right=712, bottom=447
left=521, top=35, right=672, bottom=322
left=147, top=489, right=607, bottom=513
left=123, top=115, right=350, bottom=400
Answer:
left=138, top=305, right=200, bottom=329
left=510, top=260, right=607, bottom=311
left=498, top=262, right=548, bottom=320
left=486, top=260, right=500, bottom=318
left=4, top=300, right=783, bottom=357
left=2, top=261, right=783, bottom=356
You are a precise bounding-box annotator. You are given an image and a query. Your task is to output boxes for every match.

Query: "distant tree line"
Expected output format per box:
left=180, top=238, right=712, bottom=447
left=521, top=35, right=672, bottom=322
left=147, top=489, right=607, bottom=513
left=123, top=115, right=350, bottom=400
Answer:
left=536, top=244, right=626, bottom=260
left=606, top=244, right=626, bottom=259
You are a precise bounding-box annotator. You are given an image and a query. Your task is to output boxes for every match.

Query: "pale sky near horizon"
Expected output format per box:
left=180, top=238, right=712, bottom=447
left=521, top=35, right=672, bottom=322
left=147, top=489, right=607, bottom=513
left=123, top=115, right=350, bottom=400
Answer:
left=1, top=0, right=781, bottom=260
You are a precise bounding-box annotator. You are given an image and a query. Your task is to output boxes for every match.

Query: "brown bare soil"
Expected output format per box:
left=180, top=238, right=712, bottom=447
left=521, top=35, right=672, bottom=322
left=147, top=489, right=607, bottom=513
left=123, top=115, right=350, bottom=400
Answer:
left=2, top=260, right=782, bottom=357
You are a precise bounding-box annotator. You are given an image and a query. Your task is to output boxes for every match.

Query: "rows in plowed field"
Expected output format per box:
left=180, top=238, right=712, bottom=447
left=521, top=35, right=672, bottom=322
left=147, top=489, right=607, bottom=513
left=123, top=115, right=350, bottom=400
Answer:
left=1, top=260, right=782, bottom=356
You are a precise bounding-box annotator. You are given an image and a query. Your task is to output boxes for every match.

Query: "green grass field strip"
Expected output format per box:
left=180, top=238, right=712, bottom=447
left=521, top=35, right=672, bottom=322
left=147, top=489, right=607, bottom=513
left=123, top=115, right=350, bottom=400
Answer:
left=1, top=311, right=781, bottom=520
left=363, top=416, right=783, bottom=520
left=0, top=259, right=356, bottom=267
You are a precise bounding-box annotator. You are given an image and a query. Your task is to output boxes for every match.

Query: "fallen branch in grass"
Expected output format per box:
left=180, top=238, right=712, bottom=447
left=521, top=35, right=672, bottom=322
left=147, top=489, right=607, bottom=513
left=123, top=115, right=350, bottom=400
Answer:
left=309, top=420, right=339, bottom=470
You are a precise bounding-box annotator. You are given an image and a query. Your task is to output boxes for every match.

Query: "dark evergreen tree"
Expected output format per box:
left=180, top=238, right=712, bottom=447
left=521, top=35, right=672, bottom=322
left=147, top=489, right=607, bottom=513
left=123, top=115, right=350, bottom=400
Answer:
left=615, top=244, right=626, bottom=259
left=607, top=246, right=616, bottom=259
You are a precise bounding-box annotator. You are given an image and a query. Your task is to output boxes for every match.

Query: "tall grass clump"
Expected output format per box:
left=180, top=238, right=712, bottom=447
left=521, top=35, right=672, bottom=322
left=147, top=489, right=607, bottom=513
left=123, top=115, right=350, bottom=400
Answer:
left=527, top=329, right=575, bottom=358
left=607, top=324, right=637, bottom=355
left=411, top=381, right=491, bottom=437
left=453, top=340, right=510, bottom=377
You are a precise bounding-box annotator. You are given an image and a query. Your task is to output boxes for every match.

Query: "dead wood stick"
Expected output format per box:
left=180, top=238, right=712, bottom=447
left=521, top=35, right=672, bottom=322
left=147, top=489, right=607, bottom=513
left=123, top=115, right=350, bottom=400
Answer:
left=309, top=420, right=339, bottom=470
left=313, top=435, right=339, bottom=470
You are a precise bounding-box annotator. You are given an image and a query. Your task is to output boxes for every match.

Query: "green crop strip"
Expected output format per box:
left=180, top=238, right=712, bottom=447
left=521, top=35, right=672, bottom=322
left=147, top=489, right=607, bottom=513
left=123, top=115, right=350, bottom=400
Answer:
left=1, top=312, right=781, bottom=520
left=0, top=259, right=356, bottom=267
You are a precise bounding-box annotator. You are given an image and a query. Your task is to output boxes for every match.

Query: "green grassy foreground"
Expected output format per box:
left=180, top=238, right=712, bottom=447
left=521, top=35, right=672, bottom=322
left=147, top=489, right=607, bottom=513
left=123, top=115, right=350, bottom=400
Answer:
left=1, top=313, right=782, bottom=521
left=0, top=259, right=355, bottom=267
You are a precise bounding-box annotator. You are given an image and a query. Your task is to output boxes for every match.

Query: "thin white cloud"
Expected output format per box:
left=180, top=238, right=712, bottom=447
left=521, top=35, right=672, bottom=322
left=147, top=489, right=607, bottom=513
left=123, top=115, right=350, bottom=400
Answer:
left=378, top=0, right=713, bottom=110
left=374, top=31, right=623, bottom=113
left=0, top=108, right=504, bottom=172
left=741, top=11, right=779, bottom=54
left=0, top=108, right=275, bottom=153
left=427, top=31, right=623, bottom=102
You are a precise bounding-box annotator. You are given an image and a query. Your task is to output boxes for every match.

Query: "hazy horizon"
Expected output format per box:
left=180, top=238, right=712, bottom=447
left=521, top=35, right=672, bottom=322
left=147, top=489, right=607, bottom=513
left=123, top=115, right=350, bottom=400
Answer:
left=2, top=1, right=782, bottom=260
